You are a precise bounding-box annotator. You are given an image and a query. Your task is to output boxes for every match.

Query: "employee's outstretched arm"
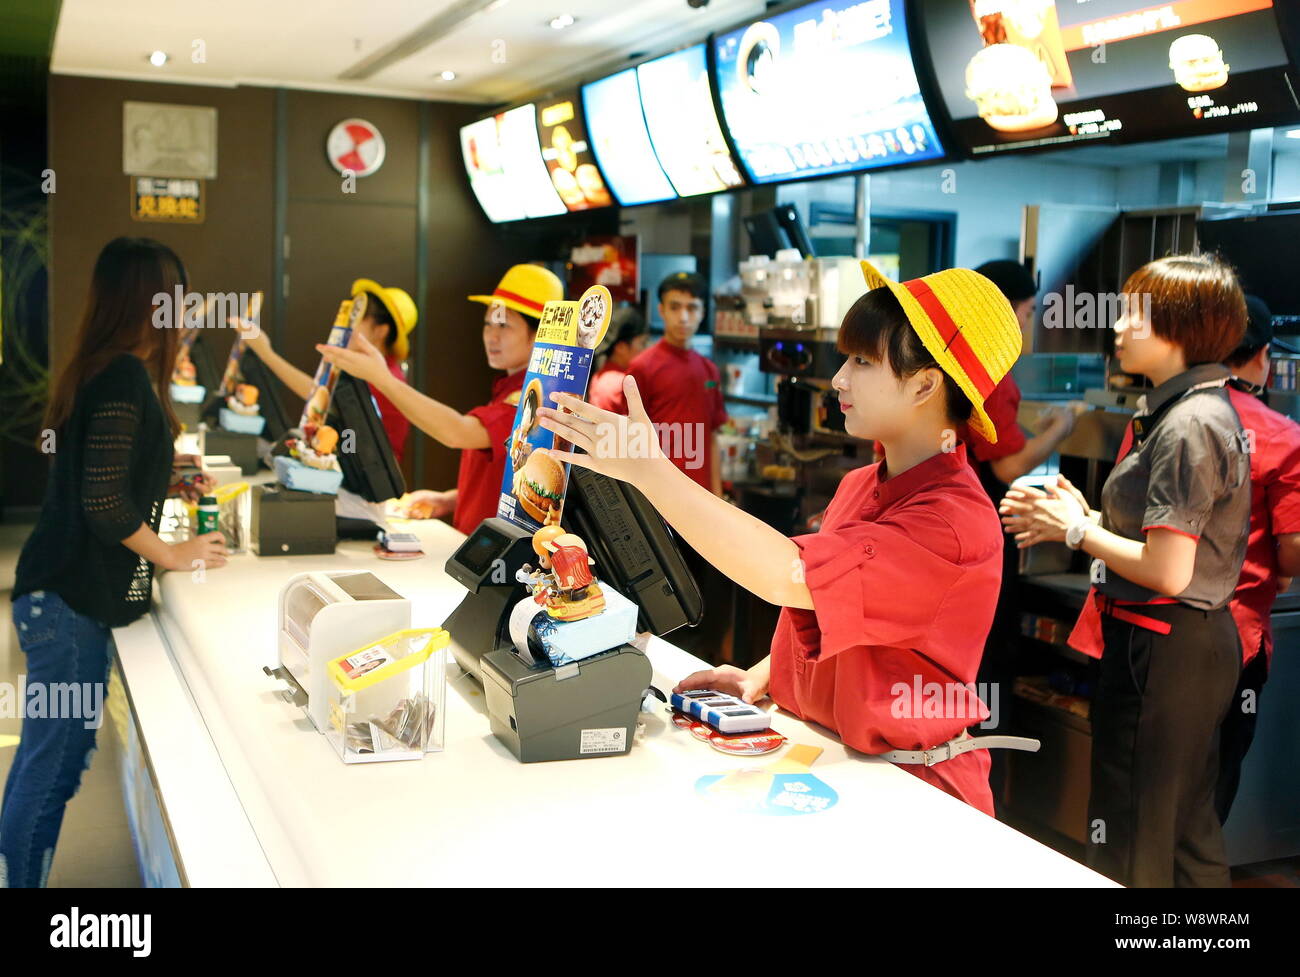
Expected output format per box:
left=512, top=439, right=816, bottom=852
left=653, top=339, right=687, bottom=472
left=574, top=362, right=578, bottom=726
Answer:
left=989, top=408, right=1077, bottom=484
left=539, top=377, right=814, bottom=610
left=316, top=334, right=489, bottom=450
left=230, top=317, right=314, bottom=402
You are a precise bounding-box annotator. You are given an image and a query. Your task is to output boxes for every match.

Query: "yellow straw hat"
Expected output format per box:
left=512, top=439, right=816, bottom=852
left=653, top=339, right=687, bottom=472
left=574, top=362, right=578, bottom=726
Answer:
left=468, top=264, right=564, bottom=320
left=859, top=260, right=1022, bottom=443
left=352, top=279, right=418, bottom=361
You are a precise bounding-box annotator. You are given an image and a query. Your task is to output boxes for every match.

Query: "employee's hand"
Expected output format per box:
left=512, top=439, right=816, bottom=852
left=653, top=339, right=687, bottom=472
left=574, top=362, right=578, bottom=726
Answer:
left=1051, top=473, right=1094, bottom=520
left=537, top=376, right=664, bottom=486
left=165, top=532, right=228, bottom=572
left=315, top=331, right=388, bottom=386
left=999, top=482, right=1086, bottom=548
left=1035, top=405, right=1075, bottom=437
left=674, top=665, right=769, bottom=705
left=394, top=489, right=454, bottom=520
left=228, top=316, right=270, bottom=357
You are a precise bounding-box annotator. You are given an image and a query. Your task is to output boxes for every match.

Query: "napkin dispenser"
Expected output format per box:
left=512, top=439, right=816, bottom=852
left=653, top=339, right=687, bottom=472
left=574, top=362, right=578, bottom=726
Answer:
left=267, top=571, right=410, bottom=733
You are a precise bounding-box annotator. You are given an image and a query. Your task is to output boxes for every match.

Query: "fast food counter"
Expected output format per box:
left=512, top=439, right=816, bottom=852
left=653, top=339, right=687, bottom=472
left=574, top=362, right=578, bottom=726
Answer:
left=110, top=517, right=1115, bottom=888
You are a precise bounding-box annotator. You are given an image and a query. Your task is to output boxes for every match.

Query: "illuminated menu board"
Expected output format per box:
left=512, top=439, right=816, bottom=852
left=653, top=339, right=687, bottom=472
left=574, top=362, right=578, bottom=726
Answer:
left=459, top=104, right=567, bottom=223
left=535, top=92, right=613, bottom=211
left=918, top=0, right=1299, bottom=155
left=581, top=69, right=679, bottom=206
left=713, top=0, right=945, bottom=184
left=637, top=44, right=745, bottom=196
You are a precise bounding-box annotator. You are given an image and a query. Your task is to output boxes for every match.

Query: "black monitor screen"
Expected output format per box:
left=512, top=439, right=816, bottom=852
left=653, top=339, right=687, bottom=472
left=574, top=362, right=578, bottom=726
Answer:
left=561, top=464, right=703, bottom=638
left=1198, top=212, right=1300, bottom=317
left=237, top=349, right=293, bottom=442
left=328, top=371, right=406, bottom=503
left=188, top=333, right=222, bottom=394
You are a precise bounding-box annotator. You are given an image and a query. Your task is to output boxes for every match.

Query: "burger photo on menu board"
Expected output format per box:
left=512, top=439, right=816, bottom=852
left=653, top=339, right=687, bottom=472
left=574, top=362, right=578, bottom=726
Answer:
left=1169, top=34, right=1231, bottom=93
left=516, top=450, right=566, bottom=524
left=964, top=42, right=1059, bottom=132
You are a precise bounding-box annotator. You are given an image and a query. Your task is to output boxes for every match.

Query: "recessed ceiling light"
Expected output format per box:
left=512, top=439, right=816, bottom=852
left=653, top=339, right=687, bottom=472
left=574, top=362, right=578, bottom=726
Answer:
left=548, top=13, right=575, bottom=30
left=440, top=70, right=457, bottom=81
left=148, top=50, right=168, bottom=67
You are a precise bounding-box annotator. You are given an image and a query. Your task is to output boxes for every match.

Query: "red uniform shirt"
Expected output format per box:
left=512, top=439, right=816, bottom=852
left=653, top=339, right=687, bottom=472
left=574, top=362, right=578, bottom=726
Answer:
left=768, top=443, right=1004, bottom=816
left=1226, top=386, right=1300, bottom=666
left=964, top=373, right=1026, bottom=465
left=588, top=364, right=628, bottom=414
left=369, top=356, right=412, bottom=466
left=454, top=371, right=525, bottom=535
left=627, top=340, right=727, bottom=489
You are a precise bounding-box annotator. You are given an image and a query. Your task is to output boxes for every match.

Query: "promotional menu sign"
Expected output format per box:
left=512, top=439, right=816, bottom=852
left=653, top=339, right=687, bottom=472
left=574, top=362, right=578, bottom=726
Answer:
left=920, top=0, right=1298, bottom=155
left=581, top=70, right=679, bottom=206
left=535, top=92, right=613, bottom=211
left=460, top=105, right=568, bottom=222
left=496, top=286, right=613, bottom=531
left=638, top=44, right=746, bottom=197
left=568, top=236, right=639, bottom=305
left=713, top=0, right=945, bottom=184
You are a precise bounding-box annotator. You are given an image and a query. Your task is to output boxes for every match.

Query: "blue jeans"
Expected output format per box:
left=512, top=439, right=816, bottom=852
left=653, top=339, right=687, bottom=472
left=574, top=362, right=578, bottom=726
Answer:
left=1, top=590, right=112, bottom=888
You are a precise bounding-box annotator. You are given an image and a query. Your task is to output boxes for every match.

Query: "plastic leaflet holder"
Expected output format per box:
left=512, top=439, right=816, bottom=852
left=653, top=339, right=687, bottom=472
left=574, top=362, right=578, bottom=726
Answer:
left=326, top=628, right=448, bottom=763
left=184, top=481, right=251, bottom=554
left=267, top=571, right=411, bottom=738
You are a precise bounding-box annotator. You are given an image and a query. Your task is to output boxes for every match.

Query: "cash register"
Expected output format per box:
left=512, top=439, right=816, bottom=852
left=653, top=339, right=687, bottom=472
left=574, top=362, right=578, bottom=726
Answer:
left=442, top=466, right=702, bottom=763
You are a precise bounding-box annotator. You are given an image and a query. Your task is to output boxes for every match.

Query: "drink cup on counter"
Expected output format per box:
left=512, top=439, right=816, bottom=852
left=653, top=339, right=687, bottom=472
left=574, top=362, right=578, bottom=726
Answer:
left=726, top=363, right=746, bottom=395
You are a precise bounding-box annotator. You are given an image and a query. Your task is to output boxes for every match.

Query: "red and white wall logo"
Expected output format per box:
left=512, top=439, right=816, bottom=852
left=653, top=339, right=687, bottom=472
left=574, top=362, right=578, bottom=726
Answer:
left=325, top=118, right=386, bottom=177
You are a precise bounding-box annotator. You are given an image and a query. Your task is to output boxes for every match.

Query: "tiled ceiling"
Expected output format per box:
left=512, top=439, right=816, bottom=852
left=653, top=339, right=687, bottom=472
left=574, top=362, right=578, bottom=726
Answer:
left=51, top=0, right=767, bottom=104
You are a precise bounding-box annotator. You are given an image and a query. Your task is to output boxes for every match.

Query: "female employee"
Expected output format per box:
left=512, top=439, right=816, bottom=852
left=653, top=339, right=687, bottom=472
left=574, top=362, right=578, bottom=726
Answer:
left=1001, top=254, right=1250, bottom=888
left=2, top=237, right=228, bottom=888
left=233, top=279, right=417, bottom=462
left=539, top=262, right=1025, bottom=815
left=316, top=264, right=563, bottom=533
left=587, top=306, right=649, bottom=413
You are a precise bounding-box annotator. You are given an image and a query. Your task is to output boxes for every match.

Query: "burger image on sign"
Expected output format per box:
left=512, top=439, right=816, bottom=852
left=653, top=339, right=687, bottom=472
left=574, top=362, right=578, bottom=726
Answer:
left=516, top=450, right=566, bottom=525
left=1169, top=34, right=1230, bottom=93
left=964, top=43, right=1059, bottom=132
left=326, top=118, right=386, bottom=177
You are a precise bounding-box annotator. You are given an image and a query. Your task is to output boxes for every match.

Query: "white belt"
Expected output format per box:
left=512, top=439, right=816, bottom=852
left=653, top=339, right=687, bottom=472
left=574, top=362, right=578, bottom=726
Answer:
left=880, top=734, right=1041, bottom=767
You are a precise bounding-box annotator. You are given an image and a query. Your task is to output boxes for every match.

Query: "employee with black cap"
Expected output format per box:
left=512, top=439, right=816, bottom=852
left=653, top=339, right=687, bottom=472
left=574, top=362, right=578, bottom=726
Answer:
left=967, top=259, right=1082, bottom=810
left=1218, top=295, right=1300, bottom=822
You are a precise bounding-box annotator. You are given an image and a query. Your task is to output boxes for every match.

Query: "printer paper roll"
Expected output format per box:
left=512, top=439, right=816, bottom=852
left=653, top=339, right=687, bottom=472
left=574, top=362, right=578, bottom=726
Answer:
left=509, top=596, right=543, bottom=665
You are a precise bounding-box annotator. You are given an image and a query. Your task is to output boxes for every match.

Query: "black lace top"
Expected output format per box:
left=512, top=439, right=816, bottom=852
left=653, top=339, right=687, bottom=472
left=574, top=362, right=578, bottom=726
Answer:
left=15, top=354, right=173, bottom=627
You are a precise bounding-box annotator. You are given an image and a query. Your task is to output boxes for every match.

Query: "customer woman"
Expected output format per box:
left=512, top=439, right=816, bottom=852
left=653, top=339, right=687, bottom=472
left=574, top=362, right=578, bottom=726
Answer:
left=539, top=262, right=1031, bottom=815
left=1, top=237, right=228, bottom=888
left=1000, top=254, right=1249, bottom=887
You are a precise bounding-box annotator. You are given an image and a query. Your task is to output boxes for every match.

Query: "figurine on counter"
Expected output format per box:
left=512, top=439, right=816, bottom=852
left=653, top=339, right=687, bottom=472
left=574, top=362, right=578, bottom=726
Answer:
left=516, top=526, right=606, bottom=622
left=288, top=422, right=341, bottom=471
left=226, top=382, right=261, bottom=417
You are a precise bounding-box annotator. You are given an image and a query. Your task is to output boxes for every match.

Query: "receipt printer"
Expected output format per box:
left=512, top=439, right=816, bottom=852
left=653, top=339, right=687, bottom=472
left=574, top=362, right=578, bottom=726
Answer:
left=442, top=518, right=651, bottom=763
left=267, top=571, right=410, bottom=733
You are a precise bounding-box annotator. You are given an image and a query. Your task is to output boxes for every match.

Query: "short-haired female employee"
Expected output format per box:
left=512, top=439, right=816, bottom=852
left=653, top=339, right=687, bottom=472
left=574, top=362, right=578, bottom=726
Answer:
left=540, top=263, right=1030, bottom=815
left=2, top=238, right=228, bottom=887
left=1001, top=254, right=1250, bottom=887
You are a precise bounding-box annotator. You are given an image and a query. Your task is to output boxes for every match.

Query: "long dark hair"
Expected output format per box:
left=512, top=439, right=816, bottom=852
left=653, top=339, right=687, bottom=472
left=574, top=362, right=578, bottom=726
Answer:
left=44, top=237, right=187, bottom=438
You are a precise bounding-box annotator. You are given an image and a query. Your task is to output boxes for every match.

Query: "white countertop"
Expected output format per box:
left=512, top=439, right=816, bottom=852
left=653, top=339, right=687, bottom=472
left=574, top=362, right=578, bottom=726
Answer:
left=116, top=515, right=1116, bottom=887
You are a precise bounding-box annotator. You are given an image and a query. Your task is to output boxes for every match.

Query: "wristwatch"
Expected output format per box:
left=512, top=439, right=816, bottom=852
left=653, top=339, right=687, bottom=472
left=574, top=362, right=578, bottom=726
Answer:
left=1065, top=518, right=1091, bottom=551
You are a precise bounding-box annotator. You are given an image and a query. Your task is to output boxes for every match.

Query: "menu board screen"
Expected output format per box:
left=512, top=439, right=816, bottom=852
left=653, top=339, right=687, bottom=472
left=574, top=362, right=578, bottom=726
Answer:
left=713, top=0, right=945, bottom=184
left=637, top=44, right=745, bottom=196
left=459, top=105, right=567, bottom=223
left=582, top=69, right=679, bottom=206
left=535, top=92, right=613, bottom=211
left=918, top=0, right=1298, bottom=155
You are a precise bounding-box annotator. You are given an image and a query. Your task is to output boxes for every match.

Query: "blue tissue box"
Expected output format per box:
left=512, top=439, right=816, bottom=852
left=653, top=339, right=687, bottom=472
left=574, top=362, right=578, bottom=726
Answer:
left=274, top=455, right=343, bottom=495
left=219, top=407, right=267, bottom=436
left=530, top=586, right=639, bottom=667
left=171, top=383, right=206, bottom=404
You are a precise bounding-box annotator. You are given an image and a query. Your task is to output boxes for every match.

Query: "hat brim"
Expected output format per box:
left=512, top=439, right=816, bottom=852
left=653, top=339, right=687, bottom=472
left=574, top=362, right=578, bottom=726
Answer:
left=352, top=278, right=415, bottom=360
left=468, top=294, right=544, bottom=320
left=859, top=261, right=1000, bottom=444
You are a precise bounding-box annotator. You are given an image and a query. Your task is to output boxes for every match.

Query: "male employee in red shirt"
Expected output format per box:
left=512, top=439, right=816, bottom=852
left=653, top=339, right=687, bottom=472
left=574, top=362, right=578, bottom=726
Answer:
left=318, top=264, right=564, bottom=534
left=1218, top=295, right=1300, bottom=822
left=628, top=272, right=727, bottom=496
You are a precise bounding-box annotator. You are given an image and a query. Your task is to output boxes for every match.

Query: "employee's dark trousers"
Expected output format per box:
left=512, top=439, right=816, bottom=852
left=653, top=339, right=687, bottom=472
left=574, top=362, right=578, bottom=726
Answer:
left=1215, top=646, right=1268, bottom=824
left=1087, top=603, right=1240, bottom=888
